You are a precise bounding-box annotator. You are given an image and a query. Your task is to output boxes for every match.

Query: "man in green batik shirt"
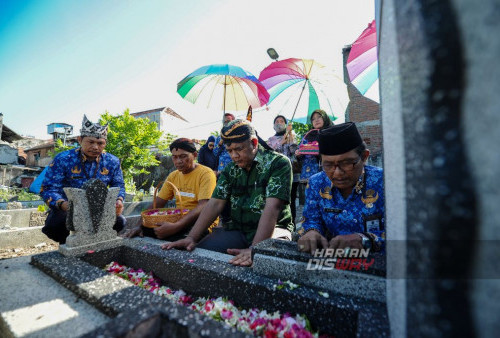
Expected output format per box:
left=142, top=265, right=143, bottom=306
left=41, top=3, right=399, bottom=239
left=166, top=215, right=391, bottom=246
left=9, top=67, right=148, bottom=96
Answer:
left=163, top=119, right=294, bottom=266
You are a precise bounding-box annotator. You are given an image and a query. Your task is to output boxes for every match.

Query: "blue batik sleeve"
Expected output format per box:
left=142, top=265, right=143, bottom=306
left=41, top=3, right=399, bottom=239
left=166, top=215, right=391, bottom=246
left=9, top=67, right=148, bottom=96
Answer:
left=40, top=155, right=66, bottom=208
left=213, top=136, right=224, bottom=157
left=302, top=180, right=326, bottom=236
left=109, top=159, right=126, bottom=199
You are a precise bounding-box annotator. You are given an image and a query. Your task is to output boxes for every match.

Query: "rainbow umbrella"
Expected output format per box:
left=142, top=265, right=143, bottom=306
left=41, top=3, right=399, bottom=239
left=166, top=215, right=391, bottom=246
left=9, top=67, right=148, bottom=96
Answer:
left=258, top=58, right=348, bottom=124
left=347, top=20, right=379, bottom=102
left=177, top=64, right=270, bottom=117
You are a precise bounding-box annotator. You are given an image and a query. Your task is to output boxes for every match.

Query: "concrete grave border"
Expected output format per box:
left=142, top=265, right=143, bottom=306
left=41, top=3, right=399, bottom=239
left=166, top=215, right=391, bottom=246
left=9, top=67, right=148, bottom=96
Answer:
left=31, top=238, right=390, bottom=337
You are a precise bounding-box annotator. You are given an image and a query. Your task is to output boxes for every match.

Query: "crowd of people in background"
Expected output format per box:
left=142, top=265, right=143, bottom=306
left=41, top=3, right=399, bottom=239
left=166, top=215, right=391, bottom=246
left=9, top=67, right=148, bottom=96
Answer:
left=41, top=111, right=385, bottom=267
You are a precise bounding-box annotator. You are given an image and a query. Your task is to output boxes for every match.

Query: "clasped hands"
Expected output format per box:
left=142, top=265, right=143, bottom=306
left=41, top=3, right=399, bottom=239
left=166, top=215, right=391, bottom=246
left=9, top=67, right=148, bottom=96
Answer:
left=297, top=230, right=362, bottom=255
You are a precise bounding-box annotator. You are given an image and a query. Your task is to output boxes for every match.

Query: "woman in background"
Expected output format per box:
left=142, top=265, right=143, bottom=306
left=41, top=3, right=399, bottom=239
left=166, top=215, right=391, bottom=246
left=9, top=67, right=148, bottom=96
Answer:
left=267, top=115, right=300, bottom=224
left=296, top=109, right=333, bottom=182
left=197, top=135, right=218, bottom=172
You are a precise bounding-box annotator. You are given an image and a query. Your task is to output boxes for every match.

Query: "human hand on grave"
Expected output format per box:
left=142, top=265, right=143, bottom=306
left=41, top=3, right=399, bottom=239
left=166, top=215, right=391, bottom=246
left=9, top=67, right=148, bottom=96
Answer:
left=153, top=222, right=181, bottom=239
left=161, top=236, right=196, bottom=251
left=227, top=248, right=253, bottom=267
left=115, top=199, right=124, bottom=216
left=328, top=234, right=363, bottom=250
left=122, top=226, right=143, bottom=238
left=57, top=200, right=69, bottom=211
left=297, top=230, right=329, bottom=255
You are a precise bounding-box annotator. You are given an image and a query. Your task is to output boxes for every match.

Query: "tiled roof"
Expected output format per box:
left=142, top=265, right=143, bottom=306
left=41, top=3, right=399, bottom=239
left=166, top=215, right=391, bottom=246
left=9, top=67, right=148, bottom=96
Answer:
left=131, top=107, right=188, bottom=122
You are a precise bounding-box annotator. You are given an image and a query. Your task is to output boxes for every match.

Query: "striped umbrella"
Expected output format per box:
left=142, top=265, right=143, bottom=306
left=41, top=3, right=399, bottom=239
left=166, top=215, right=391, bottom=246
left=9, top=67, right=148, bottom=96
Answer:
left=177, top=64, right=269, bottom=117
left=258, top=58, right=348, bottom=124
left=347, top=20, right=379, bottom=102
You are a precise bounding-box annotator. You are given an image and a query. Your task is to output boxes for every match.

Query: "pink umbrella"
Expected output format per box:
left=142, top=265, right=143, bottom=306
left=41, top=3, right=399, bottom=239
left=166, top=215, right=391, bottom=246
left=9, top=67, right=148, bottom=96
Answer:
left=347, top=20, right=379, bottom=102
left=258, top=58, right=348, bottom=124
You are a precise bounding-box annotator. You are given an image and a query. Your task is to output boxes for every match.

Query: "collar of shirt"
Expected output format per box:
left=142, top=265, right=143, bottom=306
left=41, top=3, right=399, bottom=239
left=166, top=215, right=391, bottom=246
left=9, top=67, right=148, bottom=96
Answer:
left=232, top=144, right=266, bottom=173
left=79, top=148, right=102, bottom=163
left=323, top=167, right=366, bottom=200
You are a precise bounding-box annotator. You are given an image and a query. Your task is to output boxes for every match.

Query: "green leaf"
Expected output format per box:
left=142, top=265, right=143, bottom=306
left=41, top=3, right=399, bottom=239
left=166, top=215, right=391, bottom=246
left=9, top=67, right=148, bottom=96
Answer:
left=98, top=109, right=175, bottom=183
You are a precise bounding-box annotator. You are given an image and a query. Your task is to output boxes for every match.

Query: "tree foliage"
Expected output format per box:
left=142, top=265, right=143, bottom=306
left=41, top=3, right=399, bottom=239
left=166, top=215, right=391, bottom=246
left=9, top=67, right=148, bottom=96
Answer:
left=99, top=110, right=167, bottom=181
left=49, top=139, right=76, bottom=158
left=291, top=121, right=311, bottom=142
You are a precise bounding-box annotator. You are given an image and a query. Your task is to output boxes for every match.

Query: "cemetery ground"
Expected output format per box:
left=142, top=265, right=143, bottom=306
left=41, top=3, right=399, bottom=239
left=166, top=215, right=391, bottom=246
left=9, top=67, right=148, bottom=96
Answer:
left=0, top=242, right=58, bottom=260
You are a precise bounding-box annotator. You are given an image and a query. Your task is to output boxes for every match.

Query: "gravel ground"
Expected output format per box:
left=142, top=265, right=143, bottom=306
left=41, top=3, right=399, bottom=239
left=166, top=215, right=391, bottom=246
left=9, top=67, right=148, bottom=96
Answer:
left=0, top=242, right=59, bottom=260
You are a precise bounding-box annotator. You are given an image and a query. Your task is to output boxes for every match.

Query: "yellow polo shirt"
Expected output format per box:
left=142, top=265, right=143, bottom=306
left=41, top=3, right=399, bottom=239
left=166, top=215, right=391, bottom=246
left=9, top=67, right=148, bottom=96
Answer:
left=158, top=164, right=218, bottom=229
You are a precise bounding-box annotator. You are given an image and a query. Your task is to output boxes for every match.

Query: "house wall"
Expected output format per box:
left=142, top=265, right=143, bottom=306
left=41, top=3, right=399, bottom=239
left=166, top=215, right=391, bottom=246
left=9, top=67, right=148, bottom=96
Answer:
left=0, top=144, right=18, bottom=165
left=342, top=47, right=383, bottom=168
left=26, top=146, right=54, bottom=167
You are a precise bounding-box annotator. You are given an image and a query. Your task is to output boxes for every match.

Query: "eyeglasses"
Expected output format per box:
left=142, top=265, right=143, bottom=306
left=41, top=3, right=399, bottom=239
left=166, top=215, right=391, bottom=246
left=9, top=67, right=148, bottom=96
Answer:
left=322, top=158, right=361, bottom=172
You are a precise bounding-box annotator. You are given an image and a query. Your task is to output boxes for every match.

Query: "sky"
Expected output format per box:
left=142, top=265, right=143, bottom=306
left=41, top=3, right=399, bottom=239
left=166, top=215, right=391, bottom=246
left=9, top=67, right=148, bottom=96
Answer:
left=0, top=0, right=375, bottom=141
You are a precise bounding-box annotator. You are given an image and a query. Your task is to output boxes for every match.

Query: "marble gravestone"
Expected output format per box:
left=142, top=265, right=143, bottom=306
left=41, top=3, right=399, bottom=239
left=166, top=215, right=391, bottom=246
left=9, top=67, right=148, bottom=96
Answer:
left=59, top=179, right=123, bottom=256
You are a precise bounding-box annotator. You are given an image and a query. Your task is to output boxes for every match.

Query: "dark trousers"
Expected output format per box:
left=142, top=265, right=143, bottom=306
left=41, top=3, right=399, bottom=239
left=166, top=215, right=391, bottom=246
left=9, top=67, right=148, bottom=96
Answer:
left=290, top=182, right=299, bottom=224
left=196, top=227, right=250, bottom=253
left=42, top=208, right=126, bottom=244
left=220, top=200, right=231, bottom=224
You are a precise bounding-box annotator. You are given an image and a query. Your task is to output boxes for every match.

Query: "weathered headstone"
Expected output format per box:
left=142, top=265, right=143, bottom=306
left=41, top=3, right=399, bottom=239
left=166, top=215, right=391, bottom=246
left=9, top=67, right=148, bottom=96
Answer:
left=0, top=214, right=11, bottom=229
left=28, top=211, right=47, bottom=227
left=59, top=179, right=122, bottom=256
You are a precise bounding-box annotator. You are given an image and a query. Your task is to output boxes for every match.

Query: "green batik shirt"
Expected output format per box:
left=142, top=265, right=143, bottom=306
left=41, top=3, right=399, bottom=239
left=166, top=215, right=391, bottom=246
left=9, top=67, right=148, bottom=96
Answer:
left=212, top=145, right=294, bottom=242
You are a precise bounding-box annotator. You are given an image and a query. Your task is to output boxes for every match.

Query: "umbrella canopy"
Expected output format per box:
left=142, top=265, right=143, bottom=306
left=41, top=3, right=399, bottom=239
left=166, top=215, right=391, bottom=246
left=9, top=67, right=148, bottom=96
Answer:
left=177, top=64, right=270, bottom=115
left=347, top=20, right=379, bottom=102
left=258, top=58, right=348, bottom=124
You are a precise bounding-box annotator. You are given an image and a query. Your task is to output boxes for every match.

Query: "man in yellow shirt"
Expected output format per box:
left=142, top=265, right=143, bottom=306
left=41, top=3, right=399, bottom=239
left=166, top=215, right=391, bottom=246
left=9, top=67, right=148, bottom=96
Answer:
left=125, top=138, right=217, bottom=241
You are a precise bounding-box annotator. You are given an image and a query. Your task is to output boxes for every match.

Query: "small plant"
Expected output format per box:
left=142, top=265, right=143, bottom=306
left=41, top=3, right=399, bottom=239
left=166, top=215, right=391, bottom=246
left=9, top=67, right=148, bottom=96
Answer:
left=37, top=204, right=49, bottom=212
left=16, top=189, right=42, bottom=201
left=0, top=188, right=10, bottom=202
left=125, top=177, right=137, bottom=195
left=133, top=190, right=144, bottom=202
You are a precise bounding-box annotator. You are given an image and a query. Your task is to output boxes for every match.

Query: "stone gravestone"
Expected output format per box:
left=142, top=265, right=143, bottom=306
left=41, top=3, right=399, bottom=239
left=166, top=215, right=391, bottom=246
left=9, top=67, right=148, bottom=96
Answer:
left=29, top=211, right=47, bottom=227
left=59, top=179, right=122, bottom=256
left=0, top=214, right=12, bottom=229
left=379, top=0, right=500, bottom=336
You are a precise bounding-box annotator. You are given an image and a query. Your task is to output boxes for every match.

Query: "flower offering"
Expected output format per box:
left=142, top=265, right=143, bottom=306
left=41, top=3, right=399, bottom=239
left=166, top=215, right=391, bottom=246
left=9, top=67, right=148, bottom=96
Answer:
left=144, top=209, right=189, bottom=216
left=104, top=261, right=322, bottom=337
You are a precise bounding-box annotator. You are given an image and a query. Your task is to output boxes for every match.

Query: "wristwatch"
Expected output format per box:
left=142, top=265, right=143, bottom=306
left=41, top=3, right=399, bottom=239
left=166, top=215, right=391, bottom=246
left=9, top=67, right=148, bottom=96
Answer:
left=357, top=233, right=372, bottom=249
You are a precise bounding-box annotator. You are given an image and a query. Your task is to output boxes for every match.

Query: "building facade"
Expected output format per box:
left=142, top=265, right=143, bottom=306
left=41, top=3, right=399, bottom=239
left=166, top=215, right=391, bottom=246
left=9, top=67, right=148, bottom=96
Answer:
left=342, top=46, right=383, bottom=167
left=131, top=107, right=187, bottom=132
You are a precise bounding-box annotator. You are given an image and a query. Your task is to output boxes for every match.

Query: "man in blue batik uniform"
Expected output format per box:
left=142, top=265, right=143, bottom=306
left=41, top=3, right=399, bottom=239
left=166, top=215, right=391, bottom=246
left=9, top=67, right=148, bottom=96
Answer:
left=298, top=122, right=384, bottom=254
left=41, top=115, right=126, bottom=244
left=213, top=113, right=235, bottom=176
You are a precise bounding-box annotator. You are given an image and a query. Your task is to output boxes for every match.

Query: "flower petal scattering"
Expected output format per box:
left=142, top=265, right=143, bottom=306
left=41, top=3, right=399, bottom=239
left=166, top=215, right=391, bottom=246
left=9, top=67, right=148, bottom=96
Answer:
left=104, top=261, right=323, bottom=337
left=273, top=279, right=300, bottom=291
left=144, top=209, right=189, bottom=216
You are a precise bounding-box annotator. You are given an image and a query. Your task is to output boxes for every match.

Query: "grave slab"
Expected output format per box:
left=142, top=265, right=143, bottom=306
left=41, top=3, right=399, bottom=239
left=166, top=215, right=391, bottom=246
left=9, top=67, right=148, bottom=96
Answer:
left=31, top=237, right=390, bottom=337
left=0, top=255, right=109, bottom=338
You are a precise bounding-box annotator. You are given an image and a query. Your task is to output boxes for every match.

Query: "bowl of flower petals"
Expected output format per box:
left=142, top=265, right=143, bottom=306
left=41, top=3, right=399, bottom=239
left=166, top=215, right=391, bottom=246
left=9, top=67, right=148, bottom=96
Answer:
left=141, top=181, right=188, bottom=228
